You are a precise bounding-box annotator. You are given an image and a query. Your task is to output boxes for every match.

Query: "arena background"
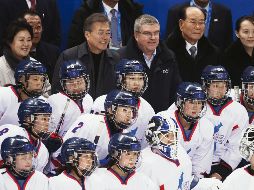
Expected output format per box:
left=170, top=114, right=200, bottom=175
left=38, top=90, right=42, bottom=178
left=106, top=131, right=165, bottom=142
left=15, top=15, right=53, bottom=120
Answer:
left=57, top=0, right=254, bottom=50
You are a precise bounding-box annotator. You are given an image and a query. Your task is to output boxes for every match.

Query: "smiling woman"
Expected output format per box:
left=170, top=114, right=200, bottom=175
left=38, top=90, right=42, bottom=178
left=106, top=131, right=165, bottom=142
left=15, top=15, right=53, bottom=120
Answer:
left=0, top=19, right=33, bottom=86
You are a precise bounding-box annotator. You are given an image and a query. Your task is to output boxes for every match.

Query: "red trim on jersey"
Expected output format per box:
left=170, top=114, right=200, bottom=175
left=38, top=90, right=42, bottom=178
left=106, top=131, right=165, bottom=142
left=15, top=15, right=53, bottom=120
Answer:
left=160, top=184, right=165, bottom=190
left=137, top=98, right=141, bottom=109
left=10, top=86, right=22, bottom=102
left=51, top=157, right=62, bottom=167
left=207, top=100, right=233, bottom=116
left=60, top=92, right=84, bottom=113
left=240, top=93, right=244, bottom=105
left=6, top=169, right=35, bottom=190
left=108, top=168, right=135, bottom=185
left=104, top=116, right=111, bottom=138
left=232, top=125, right=239, bottom=131
left=27, top=132, right=40, bottom=158
left=0, top=160, right=4, bottom=167
left=244, top=167, right=254, bottom=176
left=63, top=171, right=83, bottom=187
left=174, top=111, right=198, bottom=141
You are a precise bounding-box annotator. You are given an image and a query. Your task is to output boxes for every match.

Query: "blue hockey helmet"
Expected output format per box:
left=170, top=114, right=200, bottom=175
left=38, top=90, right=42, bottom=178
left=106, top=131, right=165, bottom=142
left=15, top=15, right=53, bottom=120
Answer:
left=108, top=133, right=141, bottom=172
left=18, top=98, right=52, bottom=139
left=241, top=66, right=254, bottom=105
left=146, top=115, right=178, bottom=159
left=115, top=59, right=148, bottom=97
left=104, top=90, right=139, bottom=130
left=176, top=82, right=207, bottom=123
left=61, top=137, right=97, bottom=176
left=1, top=135, right=35, bottom=177
left=201, top=65, right=231, bottom=105
left=59, top=59, right=90, bottom=100
left=14, top=59, right=48, bottom=97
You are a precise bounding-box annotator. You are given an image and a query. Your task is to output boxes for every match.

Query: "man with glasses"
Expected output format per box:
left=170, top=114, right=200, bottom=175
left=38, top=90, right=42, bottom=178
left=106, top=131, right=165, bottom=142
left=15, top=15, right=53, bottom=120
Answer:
left=166, top=6, right=219, bottom=83
left=52, top=13, right=119, bottom=99
left=23, top=10, right=60, bottom=82
left=118, top=14, right=181, bottom=112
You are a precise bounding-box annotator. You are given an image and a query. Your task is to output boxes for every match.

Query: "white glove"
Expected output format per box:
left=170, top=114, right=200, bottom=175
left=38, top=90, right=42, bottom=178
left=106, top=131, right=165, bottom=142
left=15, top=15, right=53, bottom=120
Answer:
left=192, top=178, right=222, bottom=190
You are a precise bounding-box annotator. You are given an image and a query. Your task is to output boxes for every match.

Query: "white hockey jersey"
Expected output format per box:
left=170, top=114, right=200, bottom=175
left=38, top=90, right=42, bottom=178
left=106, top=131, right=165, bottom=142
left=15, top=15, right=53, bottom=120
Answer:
left=221, top=165, right=254, bottom=190
left=0, top=86, right=48, bottom=126
left=205, top=99, right=249, bottom=169
left=138, top=147, right=181, bottom=190
left=158, top=106, right=214, bottom=178
left=0, top=124, right=49, bottom=172
left=91, top=95, right=155, bottom=148
left=0, top=169, right=48, bottom=190
left=47, top=92, right=93, bottom=137
left=49, top=170, right=102, bottom=190
left=93, top=167, right=159, bottom=190
left=0, top=86, right=21, bottom=126
left=61, top=114, right=111, bottom=162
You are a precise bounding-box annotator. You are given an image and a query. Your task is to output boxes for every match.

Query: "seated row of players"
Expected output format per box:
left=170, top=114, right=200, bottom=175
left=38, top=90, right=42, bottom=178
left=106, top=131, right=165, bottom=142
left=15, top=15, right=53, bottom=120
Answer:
left=0, top=57, right=254, bottom=189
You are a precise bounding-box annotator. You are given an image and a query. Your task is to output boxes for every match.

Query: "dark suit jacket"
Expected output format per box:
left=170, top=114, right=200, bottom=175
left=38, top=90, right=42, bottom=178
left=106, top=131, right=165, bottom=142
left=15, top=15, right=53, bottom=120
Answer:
left=221, top=39, right=254, bottom=87
left=67, top=0, right=143, bottom=48
left=30, top=41, right=60, bottom=83
left=166, top=29, right=220, bottom=83
left=0, top=0, right=61, bottom=50
left=165, top=1, right=233, bottom=50
left=52, top=42, right=120, bottom=99
left=118, top=37, right=182, bottom=113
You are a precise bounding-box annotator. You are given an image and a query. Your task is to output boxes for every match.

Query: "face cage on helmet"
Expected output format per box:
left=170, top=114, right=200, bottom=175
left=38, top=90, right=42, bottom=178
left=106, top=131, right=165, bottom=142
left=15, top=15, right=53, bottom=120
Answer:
left=19, top=74, right=48, bottom=98
left=203, top=80, right=231, bottom=106
left=23, top=114, right=52, bottom=140
left=111, top=104, right=138, bottom=130
left=121, top=72, right=148, bottom=98
left=8, top=152, right=35, bottom=178
left=239, top=138, right=254, bottom=162
left=151, top=130, right=178, bottom=160
left=61, top=75, right=90, bottom=100
left=242, top=82, right=254, bottom=106
left=68, top=150, right=98, bottom=177
left=177, top=98, right=207, bottom=123
left=113, top=149, right=141, bottom=173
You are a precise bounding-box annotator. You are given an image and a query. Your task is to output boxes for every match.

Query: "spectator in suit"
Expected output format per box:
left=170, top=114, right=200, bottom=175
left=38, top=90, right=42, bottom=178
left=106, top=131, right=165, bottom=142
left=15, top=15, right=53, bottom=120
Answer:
left=67, top=0, right=143, bottom=49
left=23, top=10, right=60, bottom=82
left=165, top=0, right=233, bottom=50
left=0, top=19, right=33, bottom=86
left=221, top=15, right=254, bottom=87
left=118, top=14, right=182, bottom=113
left=52, top=13, right=119, bottom=100
left=166, top=6, right=219, bottom=83
left=0, top=0, right=61, bottom=53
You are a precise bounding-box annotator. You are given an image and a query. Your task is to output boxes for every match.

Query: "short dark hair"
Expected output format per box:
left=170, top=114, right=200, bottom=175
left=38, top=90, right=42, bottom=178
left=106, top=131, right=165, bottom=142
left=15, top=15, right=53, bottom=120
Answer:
left=179, top=6, right=206, bottom=21
left=4, top=18, right=33, bottom=47
left=235, top=15, right=254, bottom=32
left=22, top=9, right=42, bottom=20
left=83, top=13, right=109, bottom=33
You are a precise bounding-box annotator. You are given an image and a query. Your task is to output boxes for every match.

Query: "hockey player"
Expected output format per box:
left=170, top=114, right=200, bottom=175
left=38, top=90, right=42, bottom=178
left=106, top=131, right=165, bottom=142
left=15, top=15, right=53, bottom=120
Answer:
left=201, top=65, right=249, bottom=180
left=91, top=59, right=155, bottom=147
left=94, top=133, right=158, bottom=190
left=157, top=82, right=214, bottom=178
left=47, top=59, right=93, bottom=137
left=55, top=90, right=139, bottom=166
left=0, top=98, right=55, bottom=172
left=240, top=66, right=254, bottom=124
left=0, top=135, right=48, bottom=190
left=220, top=124, right=254, bottom=190
left=49, top=137, right=101, bottom=190
left=138, top=115, right=184, bottom=190
left=0, top=59, right=48, bottom=125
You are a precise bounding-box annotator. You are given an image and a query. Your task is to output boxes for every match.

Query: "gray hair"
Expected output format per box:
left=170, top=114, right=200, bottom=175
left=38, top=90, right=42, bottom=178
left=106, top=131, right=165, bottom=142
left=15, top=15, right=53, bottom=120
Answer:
left=134, top=14, right=160, bottom=32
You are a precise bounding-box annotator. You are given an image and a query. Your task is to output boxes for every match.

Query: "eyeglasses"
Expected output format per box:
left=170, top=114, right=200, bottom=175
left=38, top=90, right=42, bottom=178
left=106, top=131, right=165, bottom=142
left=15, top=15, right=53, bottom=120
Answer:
left=136, top=31, right=160, bottom=38
left=185, top=19, right=206, bottom=26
